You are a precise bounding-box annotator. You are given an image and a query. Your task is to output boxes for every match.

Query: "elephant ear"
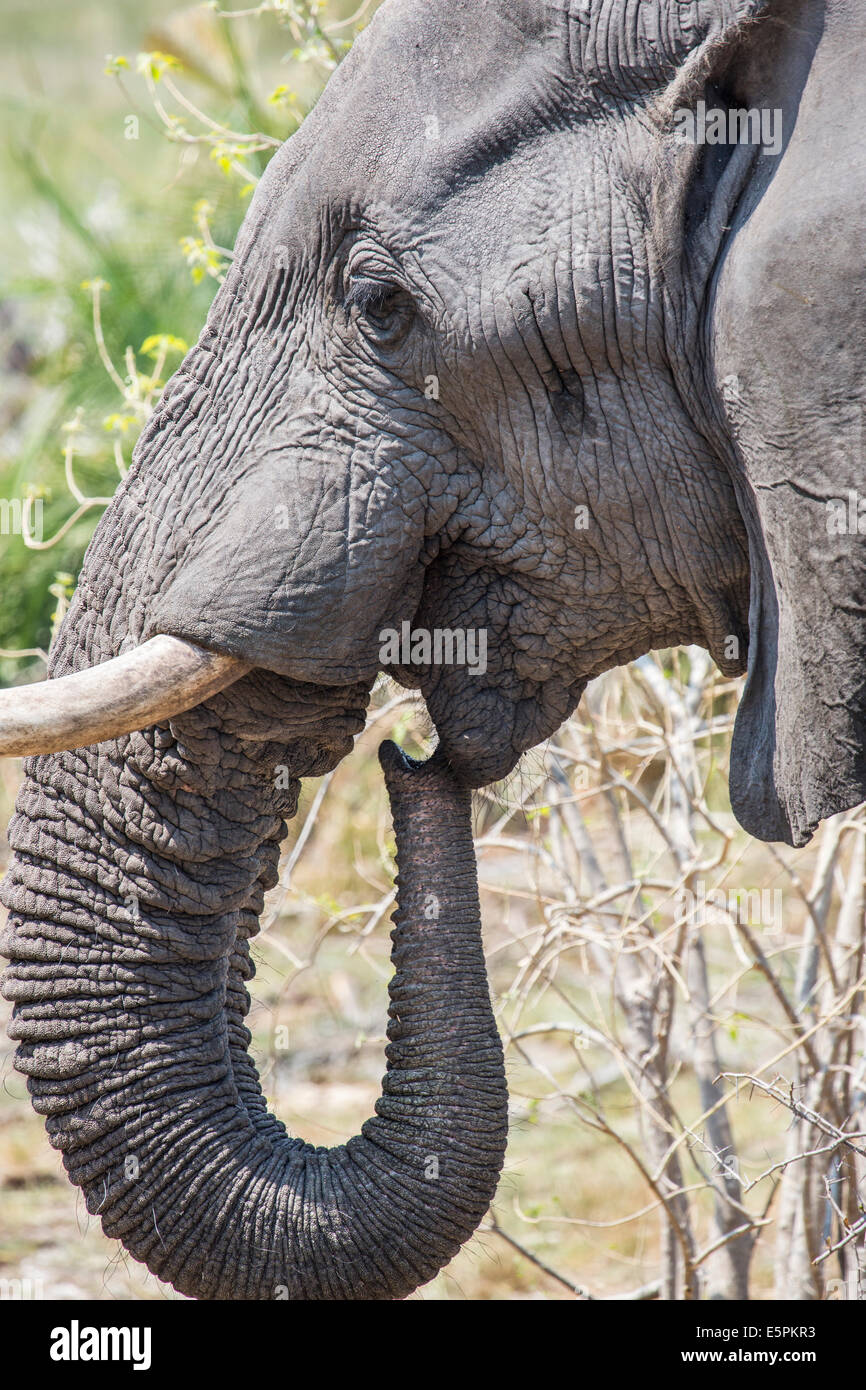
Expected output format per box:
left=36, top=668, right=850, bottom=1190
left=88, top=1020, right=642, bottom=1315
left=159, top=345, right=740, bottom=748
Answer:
left=651, top=0, right=866, bottom=846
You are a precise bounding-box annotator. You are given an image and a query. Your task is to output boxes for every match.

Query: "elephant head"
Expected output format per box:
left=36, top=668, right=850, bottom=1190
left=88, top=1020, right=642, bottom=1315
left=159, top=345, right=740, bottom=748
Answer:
left=2, top=0, right=862, bottom=1297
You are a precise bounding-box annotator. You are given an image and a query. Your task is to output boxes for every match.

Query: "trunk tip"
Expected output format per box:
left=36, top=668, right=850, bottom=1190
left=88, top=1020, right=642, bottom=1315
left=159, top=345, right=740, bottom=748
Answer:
left=378, top=739, right=450, bottom=780
left=378, top=739, right=424, bottom=775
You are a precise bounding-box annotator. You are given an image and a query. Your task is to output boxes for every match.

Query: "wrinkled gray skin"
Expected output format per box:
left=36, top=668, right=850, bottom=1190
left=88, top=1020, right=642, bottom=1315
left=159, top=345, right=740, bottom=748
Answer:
left=3, top=0, right=865, bottom=1299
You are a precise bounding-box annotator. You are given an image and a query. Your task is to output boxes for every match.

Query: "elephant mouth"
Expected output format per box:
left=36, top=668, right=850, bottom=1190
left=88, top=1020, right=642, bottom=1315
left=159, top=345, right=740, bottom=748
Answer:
left=429, top=711, right=527, bottom=789
left=0, top=628, right=589, bottom=814
left=0, top=631, right=499, bottom=786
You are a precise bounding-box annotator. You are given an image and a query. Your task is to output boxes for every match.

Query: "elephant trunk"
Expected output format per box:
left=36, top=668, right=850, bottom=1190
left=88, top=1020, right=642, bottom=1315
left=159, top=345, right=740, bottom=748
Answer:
left=0, top=712, right=507, bottom=1299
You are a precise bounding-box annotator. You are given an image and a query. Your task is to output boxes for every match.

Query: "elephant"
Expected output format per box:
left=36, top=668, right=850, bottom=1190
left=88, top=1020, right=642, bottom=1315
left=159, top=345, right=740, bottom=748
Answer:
left=1, top=0, right=863, bottom=1300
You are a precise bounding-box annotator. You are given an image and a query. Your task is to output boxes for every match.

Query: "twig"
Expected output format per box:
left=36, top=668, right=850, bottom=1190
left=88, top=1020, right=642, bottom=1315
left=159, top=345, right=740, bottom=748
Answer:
left=482, top=1214, right=592, bottom=1299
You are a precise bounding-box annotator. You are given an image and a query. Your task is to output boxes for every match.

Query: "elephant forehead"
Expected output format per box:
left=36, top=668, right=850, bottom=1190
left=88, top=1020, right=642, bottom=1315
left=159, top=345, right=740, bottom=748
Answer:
left=245, top=0, right=563, bottom=234
left=335, top=0, right=558, bottom=131
left=243, top=0, right=753, bottom=253
left=238, top=3, right=681, bottom=295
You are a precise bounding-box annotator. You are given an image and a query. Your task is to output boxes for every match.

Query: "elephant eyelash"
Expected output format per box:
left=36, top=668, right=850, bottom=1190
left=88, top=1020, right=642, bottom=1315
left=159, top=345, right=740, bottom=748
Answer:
left=345, top=274, right=416, bottom=350
left=346, top=276, right=405, bottom=320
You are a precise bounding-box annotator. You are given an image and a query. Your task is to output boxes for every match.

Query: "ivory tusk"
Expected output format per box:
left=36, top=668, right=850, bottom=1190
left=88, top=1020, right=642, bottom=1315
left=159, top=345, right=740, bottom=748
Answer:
left=0, top=635, right=251, bottom=757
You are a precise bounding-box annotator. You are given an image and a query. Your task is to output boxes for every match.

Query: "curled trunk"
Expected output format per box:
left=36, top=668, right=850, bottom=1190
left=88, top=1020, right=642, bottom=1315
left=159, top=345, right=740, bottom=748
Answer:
left=0, top=697, right=507, bottom=1300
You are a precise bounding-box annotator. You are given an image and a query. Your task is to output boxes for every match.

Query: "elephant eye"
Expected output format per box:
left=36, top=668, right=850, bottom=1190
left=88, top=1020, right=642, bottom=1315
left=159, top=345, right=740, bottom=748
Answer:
left=346, top=275, right=414, bottom=344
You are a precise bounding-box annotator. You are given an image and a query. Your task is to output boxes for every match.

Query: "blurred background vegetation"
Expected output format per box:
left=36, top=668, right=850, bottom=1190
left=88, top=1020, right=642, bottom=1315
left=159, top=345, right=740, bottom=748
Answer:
left=1, top=0, right=864, bottom=1303
left=0, top=0, right=366, bottom=674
